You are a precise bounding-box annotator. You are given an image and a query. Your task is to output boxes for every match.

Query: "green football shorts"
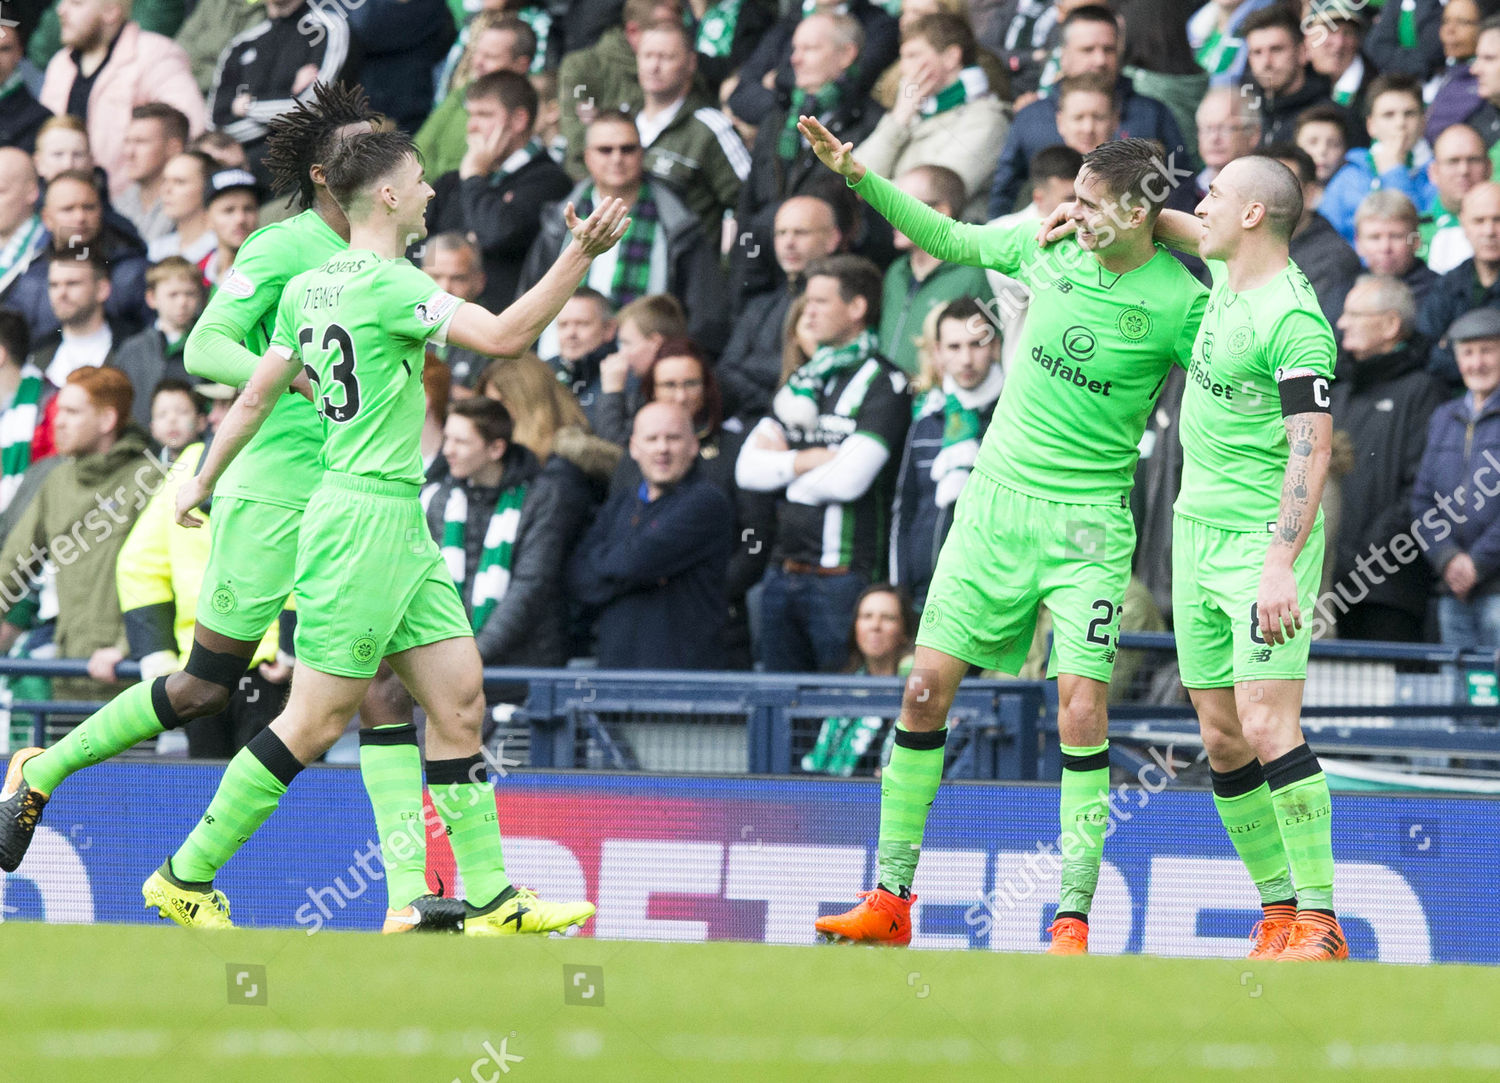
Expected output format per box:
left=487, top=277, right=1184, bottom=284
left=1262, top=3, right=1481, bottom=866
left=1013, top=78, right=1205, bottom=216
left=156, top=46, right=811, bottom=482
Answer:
left=292, top=471, right=473, bottom=678
left=916, top=471, right=1134, bottom=683
left=196, top=496, right=301, bottom=643
left=1172, top=514, right=1325, bottom=688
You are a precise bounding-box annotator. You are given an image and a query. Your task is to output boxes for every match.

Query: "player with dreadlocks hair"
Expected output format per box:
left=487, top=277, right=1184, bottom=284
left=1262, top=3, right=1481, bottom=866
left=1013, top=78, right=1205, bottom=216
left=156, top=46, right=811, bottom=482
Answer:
left=0, top=84, right=465, bottom=935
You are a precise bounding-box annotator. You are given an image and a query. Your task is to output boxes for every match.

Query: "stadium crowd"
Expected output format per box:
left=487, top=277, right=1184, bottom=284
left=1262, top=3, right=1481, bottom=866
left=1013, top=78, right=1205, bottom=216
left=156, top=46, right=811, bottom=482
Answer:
left=5, top=0, right=1500, bottom=752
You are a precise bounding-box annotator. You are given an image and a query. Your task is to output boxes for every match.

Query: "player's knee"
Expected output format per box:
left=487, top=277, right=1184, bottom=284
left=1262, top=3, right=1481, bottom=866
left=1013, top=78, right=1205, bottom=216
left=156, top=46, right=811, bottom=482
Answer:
left=1057, top=687, right=1108, bottom=742
left=1238, top=707, right=1290, bottom=759
left=164, top=671, right=232, bottom=719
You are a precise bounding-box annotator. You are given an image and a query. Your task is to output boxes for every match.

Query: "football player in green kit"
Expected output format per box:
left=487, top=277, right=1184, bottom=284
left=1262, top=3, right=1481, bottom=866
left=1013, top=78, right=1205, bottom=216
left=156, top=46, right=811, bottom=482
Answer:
left=798, top=116, right=1207, bottom=953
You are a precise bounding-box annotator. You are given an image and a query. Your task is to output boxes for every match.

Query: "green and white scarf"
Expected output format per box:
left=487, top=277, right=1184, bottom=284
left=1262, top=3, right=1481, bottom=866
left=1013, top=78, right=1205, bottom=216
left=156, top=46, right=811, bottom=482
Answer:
left=517, top=6, right=552, bottom=73
left=0, top=214, right=44, bottom=297
left=801, top=657, right=914, bottom=776
left=1398, top=0, right=1417, bottom=49
left=440, top=482, right=528, bottom=632
left=774, top=328, right=877, bottom=431
left=0, top=364, right=44, bottom=513
left=489, top=138, right=546, bottom=187
left=922, top=66, right=989, bottom=117
left=780, top=78, right=848, bottom=161
left=930, top=364, right=1004, bottom=509
left=579, top=183, right=661, bottom=306
left=695, top=0, right=742, bottom=58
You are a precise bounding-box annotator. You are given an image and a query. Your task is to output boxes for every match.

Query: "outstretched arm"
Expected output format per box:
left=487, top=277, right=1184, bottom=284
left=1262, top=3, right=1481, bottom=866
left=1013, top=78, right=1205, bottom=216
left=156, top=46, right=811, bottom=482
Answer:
left=446, top=199, right=630, bottom=357
left=1258, top=409, right=1333, bottom=646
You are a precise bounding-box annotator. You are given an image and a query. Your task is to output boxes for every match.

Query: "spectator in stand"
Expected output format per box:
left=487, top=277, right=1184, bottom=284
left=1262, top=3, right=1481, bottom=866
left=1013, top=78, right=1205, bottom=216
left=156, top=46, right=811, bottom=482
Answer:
left=1353, top=191, right=1439, bottom=306
left=39, top=0, right=205, bottom=200
left=718, top=194, right=842, bottom=420
left=27, top=252, right=121, bottom=434
left=1116, top=0, right=1209, bottom=162
left=31, top=116, right=93, bottom=185
left=1467, top=16, right=1500, bottom=154
left=1420, top=180, right=1500, bottom=387
left=1295, top=103, right=1351, bottom=185
left=113, top=257, right=204, bottom=424
left=800, top=583, right=917, bottom=776
left=634, top=20, right=751, bottom=239
left=1305, top=3, right=1374, bottom=115
left=1424, top=123, right=1491, bottom=273
left=531, top=70, right=565, bottom=160
left=545, top=289, right=616, bottom=432
left=1414, top=307, right=1500, bottom=648
left=686, top=0, right=779, bottom=92
left=870, top=0, right=1011, bottom=113
left=0, top=150, right=45, bottom=308
left=985, top=144, right=1079, bottom=372
left=146, top=151, right=216, bottom=264
left=1266, top=143, right=1362, bottom=329
left=1366, top=0, right=1446, bottom=82
left=208, top=0, right=352, bottom=187
left=1194, top=86, right=1262, bottom=202
left=1320, top=75, right=1437, bottom=243
left=1053, top=73, right=1122, bottom=156
left=0, top=23, right=51, bottom=155
left=570, top=401, right=735, bottom=668
left=891, top=297, right=1003, bottom=609
left=422, top=397, right=594, bottom=666
left=199, top=169, right=261, bottom=287
left=596, top=293, right=687, bottom=446
left=854, top=13, right=1009, bottom=222
left=189, top=130, right=250, bottom=172
left=422, top=233, right=491, bottom=397
left=0, top=366, right=153, bottom=701
left=1425, top=0, right=1483, bottom=146
left=558, top=0, right=685, bottom=178
left=1186, top=0, right=1280, bottom=90
left=987, top=6, right=1186, bottom=217
left=0, top=309, right=44, bottom=513
left=520, top=111, right=728, bottom=356
left=175, top=0, right=266, bottom=95
left=1329, top=275, right=1447, bottom=643
left=417, top=15, right=538, bottom=181
left=1242, top=5, right=1349, bottom=148
left=878, top=165, right=993, bottom=376
left=736, top=254, right=910, bottom=673
left=343, top=0, right=456, bottom=134
left=115, top=104, right=191, bottom=245
left=7, top=171, right=151, bottom=345
left=427, top=71, right=571, bottom=311
left=726, top=0, right=897, bottom=127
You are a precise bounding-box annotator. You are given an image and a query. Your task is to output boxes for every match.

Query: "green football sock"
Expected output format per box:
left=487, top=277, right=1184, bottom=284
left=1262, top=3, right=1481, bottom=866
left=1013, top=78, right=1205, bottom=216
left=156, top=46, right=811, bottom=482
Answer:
left=875, top=725, right=947, bottom=893
left=1057, top=741, right=1111, bottom=918
left=23, top=679, right=174, bottom=795
left=1211, top=758, right=1296, bottom=906
left=171, top=729, right=303, bottom=883
left=427, top=755, right=509, bottom=907
left=359, top=724, right=429, bottom=908
left=1265, top=744, right=1335, bottom=913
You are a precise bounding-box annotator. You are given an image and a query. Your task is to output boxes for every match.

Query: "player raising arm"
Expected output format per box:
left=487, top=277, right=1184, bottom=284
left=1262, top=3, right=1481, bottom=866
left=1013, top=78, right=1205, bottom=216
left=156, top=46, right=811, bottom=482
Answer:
left=797, top=116, right=1207, bottom=953
left=142, top=128, right=628, bottom=933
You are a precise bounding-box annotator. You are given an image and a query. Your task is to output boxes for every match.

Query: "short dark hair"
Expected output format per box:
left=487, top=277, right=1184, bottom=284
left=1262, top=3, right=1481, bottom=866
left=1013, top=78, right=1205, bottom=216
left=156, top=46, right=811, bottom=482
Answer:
left=131, top=102, right=190, bottom=146
left=905, top=12, right=977, bottom=67
left=1294, top=102, right=1349, bottom=136
left=478, top=15, right=538, bottom=63
left=1240, top=154, right=1306, bottom=239
left=804, top=254, right=884, bottom=329
left=0, top=309, right=29, bottom=368
left=935, top=296, right=987, bottom=340
left=451, top=396, right=515, bottom=445
left=323, top=129, right=419, bottom=210
left=264, top=81, right=381, bottom=211
left=903, top=163, right=966, bottom=216
left=47, top=245, right=109, bottom=279
left=1080, top=137, right=1171, bottom=216
left=1031, top=144, right=1085, bottom=184
left=151, top=377, right=208, bottom=415
left=466, top=69, right=540, bottom=127
left=1482, top=13, right=1500, bottom=38
left=1262, top=140, right=1317, bottom=185
left=1241, top=5, right=1302, bottom=42
left=567, top=286, right=615, bottom=320
left=1056, top=72, right=1118, bottom=112
left=1364, top=72, right=1424, bottom=117
left=1061, top=4, right=1119, bottom=36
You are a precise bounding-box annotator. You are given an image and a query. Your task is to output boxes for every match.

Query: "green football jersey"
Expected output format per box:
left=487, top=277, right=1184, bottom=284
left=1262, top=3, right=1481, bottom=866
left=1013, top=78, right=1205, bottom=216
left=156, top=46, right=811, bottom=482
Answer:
left=194, top=210, right=347, bottom=509
left=853, top=171, right=1207, bottom=505
left=271, top=251, right=461, bottom=486
left=1175, top=258, right=1336, bottom=532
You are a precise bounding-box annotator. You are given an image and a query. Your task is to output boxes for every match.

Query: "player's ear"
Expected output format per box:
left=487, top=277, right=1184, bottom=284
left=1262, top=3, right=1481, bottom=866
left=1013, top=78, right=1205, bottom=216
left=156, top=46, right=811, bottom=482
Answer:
left=1242, top=200, right=1266, bottom=230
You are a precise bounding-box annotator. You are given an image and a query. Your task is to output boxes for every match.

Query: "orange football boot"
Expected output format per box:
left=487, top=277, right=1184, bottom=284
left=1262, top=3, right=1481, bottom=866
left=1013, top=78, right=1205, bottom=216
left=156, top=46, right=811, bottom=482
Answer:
left=1247, top=904, right=1298, bottom=959
left=815, top=887, right=913, bottom=945
left=1277, top=912, right=1349, bottom=961
left=1046, top=916, right=1089, bottom=954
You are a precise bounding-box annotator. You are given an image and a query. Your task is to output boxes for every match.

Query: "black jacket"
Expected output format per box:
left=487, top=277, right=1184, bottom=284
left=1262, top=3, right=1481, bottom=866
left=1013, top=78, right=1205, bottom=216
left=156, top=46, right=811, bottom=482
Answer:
left=343, top=0, right=454, bottom=133
left=569, top=463, right=735, bottom=669
left=1289, top=212, right=1361, bottom=331
left=423, top=443, right=596, bottom=667
left=1251, top=69, right=1351, bottom=147
left=717, top=285, right=794, bottom=421
left=739, top=91, right=884, bottom=232
left=1418, top=257, right=1500, bottom=389
left=427, top=154, right=573, bottom=311
left=1365, top=0, right=1444, bottom=81
left=1331, top=342, right=1449, bottom=619
left=7, top=222, right=152, bottom=346
left=113, top=326, right=192, bottom=425
left=0, top=83, right=51, bottom=154
left=1402, top=259, right=1440, bottom=309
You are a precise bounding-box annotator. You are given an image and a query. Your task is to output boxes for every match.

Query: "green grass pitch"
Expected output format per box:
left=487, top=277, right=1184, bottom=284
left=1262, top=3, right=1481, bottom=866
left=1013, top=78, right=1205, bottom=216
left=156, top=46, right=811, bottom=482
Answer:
left=6, top=923, right=1500, bottom=1081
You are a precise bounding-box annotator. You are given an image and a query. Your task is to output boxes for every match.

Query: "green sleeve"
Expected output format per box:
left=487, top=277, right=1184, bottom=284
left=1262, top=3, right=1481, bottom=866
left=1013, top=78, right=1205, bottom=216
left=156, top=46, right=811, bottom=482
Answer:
left=184, top=225, right=297, bottom=385
left=850, top=170, right=1031, bottom=274
left=1268, top=307, right=1336, bottom=380
left=379, top=263, right=462, bottom=346
left=1175, top=285, right=1208, bottom=371
left=270, top=281, right=302, bottom=358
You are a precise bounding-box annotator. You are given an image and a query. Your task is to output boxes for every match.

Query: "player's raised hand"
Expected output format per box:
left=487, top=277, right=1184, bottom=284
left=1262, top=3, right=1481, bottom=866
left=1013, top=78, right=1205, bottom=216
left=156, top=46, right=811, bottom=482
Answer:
left=1257, top=561, right=1302, bottom=647
left=1036, top=201, right=1079, bottom=247
left=175, top=476, right=211, bottom=529
left=797, top=116, right=865, bottom=183
left=565, top=198, right=632, bottom=258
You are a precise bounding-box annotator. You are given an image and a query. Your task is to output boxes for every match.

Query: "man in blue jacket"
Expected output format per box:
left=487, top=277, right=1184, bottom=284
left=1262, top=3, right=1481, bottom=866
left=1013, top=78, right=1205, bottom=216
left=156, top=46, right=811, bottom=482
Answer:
left=569, top=401, right=734, bottom=668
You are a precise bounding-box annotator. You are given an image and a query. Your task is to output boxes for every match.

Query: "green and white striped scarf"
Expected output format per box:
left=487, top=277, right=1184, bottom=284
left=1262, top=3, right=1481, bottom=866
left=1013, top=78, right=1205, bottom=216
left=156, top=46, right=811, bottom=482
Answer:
left=517, top=6, right=552, bottom=73
left=0, top=214, right=44, bottom=297
left=922, top=66, right=989, bottom=117
left=0, top=364, right=44, bottom=513
left=489, top=139, right=546, bottom=187
left=440, top=482, right=528, bottom=632
left=774, top=328, right=877, bottom=431
left=695, top=0, right=742, bottom=58
left=780, top=78, right=847, bottom=161
left=931, top=364, right=1003, bottom=509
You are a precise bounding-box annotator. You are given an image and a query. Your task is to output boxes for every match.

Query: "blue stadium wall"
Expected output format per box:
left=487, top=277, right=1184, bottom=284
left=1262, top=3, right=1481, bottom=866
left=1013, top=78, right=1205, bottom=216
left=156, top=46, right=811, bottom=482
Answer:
left=1, top=762, right=1494, bottom=964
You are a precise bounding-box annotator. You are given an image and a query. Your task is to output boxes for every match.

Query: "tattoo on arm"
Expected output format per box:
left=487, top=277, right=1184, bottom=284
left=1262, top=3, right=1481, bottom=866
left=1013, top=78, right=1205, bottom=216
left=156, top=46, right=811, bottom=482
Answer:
left=1274, top=413, right=1327, bottom=551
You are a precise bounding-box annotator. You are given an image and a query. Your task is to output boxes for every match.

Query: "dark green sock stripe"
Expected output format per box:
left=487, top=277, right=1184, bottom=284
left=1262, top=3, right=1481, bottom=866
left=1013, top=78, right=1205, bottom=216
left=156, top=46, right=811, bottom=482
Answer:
left=360, top=726, right=428, bottom=907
